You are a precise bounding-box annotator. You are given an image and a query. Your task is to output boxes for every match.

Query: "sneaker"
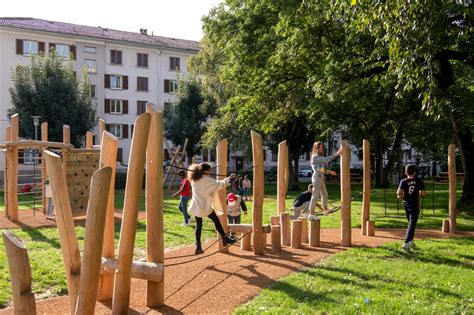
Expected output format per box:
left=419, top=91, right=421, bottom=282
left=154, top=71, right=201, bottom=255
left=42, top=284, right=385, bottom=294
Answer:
left=188, top=217, right=194, bottom=223
left=181, top=222, right=189, bottom=227
left=323, top=209, right=331, bottom=216
left=409, top=240, right=417, bottom=249
left=307, top=214, right=320, bottom=221
left=195, top=244, right=204, bottom=255
left=222, top=235, right=236, bottom=247
left=402, top=242, right=412, bottom=253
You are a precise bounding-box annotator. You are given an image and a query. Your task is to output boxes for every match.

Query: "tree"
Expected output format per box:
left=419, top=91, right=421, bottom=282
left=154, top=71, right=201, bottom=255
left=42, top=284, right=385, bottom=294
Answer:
left=163, top=76, right=213, bottom=159
left=9, top=50, right=95, bottom=147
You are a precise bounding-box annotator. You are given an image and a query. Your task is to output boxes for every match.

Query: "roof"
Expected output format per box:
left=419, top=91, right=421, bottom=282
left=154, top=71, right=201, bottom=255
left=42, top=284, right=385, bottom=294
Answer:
left=0, top=17, right=201, bottom=52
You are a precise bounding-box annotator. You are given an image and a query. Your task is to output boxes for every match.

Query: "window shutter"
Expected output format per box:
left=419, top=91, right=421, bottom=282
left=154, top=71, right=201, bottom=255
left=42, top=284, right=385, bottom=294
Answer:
left=136, top=53, right=140, bottom=67
left=110, top=50, right=115, bottom=64
left=105, top=124, right=111, bottom=132
left=104, top=99, right=111, bottom=113
left=131, top=124, right=134, bottom=137
left=49, top=43, right=56, bottom=52
left=70, top=45, right=76, bottom=60
left=105, top=74, right=110, bottom=88
left=16, top=39, right=23, bottom=55
left=18, top=150, right=24, bottom=163
left=143, top=78, right=148, bottom=91
left=38, top=42, right=45, bottom=53
left=123, top=100, right=129, bottom=114
left=122, top=124, right=129, bottom=139
left=164, top=79, right=170, bottom=93
left=117, top=148, right=123, bottom=163
left=137, top=77, right=141, bottom=91
left=118, top=51, right=122, bottom=65
left=123, top=76, right=128, bottom=90
left=176, top=58, right=180, bottom=70
left=144, top=54, right=148, bottom=67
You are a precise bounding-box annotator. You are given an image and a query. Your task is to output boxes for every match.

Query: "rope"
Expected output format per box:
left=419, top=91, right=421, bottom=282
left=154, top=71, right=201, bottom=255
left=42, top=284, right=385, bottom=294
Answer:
left=318, top=191, right=363, bottom=215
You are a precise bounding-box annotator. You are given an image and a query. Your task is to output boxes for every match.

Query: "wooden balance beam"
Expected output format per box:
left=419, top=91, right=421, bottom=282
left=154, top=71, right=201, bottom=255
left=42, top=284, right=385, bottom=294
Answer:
left=100, top=258, right=164, bottom=282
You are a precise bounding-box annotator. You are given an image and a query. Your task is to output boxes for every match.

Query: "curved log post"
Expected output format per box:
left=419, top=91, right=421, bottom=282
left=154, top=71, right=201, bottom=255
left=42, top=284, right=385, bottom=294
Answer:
left=448, top=144, right=457, bottom=233
left=10, top=114, right=19, bottom=220
left=361, top=139, right=371, bottom=235
left=216, top=139, right=229, bottom=251
left=277, top=140, right=288, bottom=214
left=112, top=113, right=151, bottom=314
left=251, top=131, right=265, bottom=255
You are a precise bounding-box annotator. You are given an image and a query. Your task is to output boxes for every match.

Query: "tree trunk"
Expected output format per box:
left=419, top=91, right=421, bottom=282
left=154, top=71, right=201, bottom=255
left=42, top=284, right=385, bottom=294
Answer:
left=382, top=125, right=404, bottom=187
left=374, top=141, right=385, bottom=188
left=288, top=150, right=301, bottom=191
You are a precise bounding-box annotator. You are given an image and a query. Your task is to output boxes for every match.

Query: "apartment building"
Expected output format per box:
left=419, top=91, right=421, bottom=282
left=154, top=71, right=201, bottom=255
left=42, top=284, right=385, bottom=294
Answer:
left=0, top=17, right=200, bottom=168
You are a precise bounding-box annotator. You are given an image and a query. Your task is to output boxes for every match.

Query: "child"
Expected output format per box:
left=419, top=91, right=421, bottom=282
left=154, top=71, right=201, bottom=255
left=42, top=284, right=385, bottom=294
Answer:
left=397, top=164, right=426, bottom=253
left=290, top=184, right=324, bottom=219
left=45, top=177, right=55, bottom=220
left=308, top=142, right=342, bottom=221
left=172, top=170, right=192, bottom=226
left=242, top=175, right=252, bottom=201
left=188, top=163, right=236, bottom=255
left=227, top=193, right=247, bottom=224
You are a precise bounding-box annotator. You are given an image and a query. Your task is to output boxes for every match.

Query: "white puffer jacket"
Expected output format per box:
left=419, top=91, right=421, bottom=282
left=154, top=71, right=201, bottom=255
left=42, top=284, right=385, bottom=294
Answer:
left=188, top=176, right=230, bottom=218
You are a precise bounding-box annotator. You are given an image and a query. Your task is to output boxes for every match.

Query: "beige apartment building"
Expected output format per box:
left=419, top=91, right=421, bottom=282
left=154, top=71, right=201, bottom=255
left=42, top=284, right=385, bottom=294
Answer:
left=0, top=17, right=200, bottom=167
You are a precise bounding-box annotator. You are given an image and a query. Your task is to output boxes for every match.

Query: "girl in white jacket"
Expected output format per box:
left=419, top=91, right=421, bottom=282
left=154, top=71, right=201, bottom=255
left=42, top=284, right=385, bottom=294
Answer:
left=188, top=163, right=236, bottom=254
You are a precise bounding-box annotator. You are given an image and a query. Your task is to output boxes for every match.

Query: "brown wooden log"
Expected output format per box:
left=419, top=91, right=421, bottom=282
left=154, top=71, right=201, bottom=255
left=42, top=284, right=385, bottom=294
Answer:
left=41, top=123, right=48, bottom=215
left=2, top=230, right=36, bottom=315
left=145, top=104, right=165, bottom=307
left=62, top=125, right=70, bottom=175
left=10, top=114, right=19, bottom=220
left=441, top=219, right=450, bottom=233
left=280, top=212, right=291, bottom=246
left=44, top=150, right=81, bottom=313
left=99, top=119, right=106, bottom=144
left=340, top=140, right=352, bottom=247
left=448, top=144, right=457, bottom=234
left=251, top=131, right=265, bottom=255
left=271, top=225, right=281, bottom=252
left=167, top=138, right=188, bottom=190
left=101, top=258, right=164, bottom=282
left=277, top=140, right=288, bottom=214
left=216, top=139, right=229, bottom=251
left=291, top=220, right=302, bottom=249
left=86, top=131, right=94, bottom=149
left=361, top=139, right=371, bottom=235
left=270, top=216, right=280, bottom=225
left=4, top=126, right=11, bottom=218
left=366, top=220, right=375, bottom=236
left=4, top=140, right=73, bottom=149
left=309, top=220, right=320, bottom=247
left=163, top=144, right=181, bottom=185
left=97, top=132, right=118, bottom=301
left=112, top=113, right=151, bottom=314
left=241, top=232, right=251, bottom=251
left=75, top=167, right=112, bottom=315
left=299, top=217, right=308, bottom=244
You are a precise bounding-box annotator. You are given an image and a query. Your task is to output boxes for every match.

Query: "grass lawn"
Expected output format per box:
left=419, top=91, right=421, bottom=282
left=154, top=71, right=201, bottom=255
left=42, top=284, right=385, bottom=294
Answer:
left=0, top=181, right=472, bottom=308
left=234, top=237, right=474, bottom=314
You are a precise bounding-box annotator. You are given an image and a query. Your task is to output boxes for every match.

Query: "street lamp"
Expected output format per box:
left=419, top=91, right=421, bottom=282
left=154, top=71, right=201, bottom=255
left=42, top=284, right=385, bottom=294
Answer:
left=32, top=116, right=41, bottom=141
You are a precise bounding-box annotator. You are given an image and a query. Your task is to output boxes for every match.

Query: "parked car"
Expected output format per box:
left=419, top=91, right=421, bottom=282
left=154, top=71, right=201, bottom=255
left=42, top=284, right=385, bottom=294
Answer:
left=298, top=167, right=313, bottom=177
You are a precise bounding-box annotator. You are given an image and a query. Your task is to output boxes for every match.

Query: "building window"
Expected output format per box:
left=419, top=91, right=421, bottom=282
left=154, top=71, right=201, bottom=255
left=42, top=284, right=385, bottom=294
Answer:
left=84, top=46, right=96, bottom=53
left=110, top=100, right=123, bottom=114
left=137, top=101, right=147, bottom=114
left=84, top=59, right=97, bottom=73
left=170, top=57, right=180, bottom=71
left=90, top=85, right=96, bottom=98
left=110, top=75, right=122, bottom=89
left=110, top=50, right=123, bottom=65
left=137, top=77, right=148, bottom=91
left=105, top=74, right=128, bottom=90
left=110, top=124, right=123, bottom=138
left=137, top=53, right=148, bottom=67
left=55, top=44, right=69, bottom=58
left=164, top=79, right=178, bottom=93
left=23, top=40, right=38, bottom=56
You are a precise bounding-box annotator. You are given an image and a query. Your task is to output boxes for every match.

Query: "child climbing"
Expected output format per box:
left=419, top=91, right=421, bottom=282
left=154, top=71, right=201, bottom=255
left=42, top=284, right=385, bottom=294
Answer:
left=172, top=170, right=192, bottom=226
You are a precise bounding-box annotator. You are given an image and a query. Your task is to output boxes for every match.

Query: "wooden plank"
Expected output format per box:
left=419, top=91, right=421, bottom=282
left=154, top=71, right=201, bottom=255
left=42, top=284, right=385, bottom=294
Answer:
left=216, top=139, right=229, bottom=251
left=251, top=131, right=264, bottom=255
left=448, top=144, right=457, bottom=233
left=361, top=139, right=371, bottom=235
left=277, top=140, right=288, bottom=214
left=340, top=140, right=352, bottom=247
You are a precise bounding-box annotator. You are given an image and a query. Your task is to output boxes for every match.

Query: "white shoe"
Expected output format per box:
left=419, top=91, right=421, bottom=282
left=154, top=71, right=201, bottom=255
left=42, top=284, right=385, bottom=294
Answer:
left=402, top=242, right=412, bottom=253
left=323, top=209, right=331, bottom=216
left=188, top=217, right=194, bottom=223
left=307, top=214, right=320, bottom=221
left=181, top=222, right=189, bottom=227
left=409, top=240, right=417, bottom=249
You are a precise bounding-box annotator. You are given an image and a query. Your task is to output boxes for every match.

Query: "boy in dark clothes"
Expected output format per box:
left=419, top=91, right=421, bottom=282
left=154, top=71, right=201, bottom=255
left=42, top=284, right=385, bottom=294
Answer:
left=397, top=164, right=426, bottom=253
left=290, top=184, right=323, bottom=219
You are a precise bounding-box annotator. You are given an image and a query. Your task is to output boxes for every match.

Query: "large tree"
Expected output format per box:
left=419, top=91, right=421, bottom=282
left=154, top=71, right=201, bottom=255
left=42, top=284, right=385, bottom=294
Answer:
left=9, top=51, right=95, bottom=147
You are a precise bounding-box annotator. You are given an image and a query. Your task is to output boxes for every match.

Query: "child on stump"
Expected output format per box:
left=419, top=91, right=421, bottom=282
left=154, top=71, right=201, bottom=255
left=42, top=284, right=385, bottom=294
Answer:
left=397, top=164, right=426, bottom=253
left=188, top=163, right=236, bottom=255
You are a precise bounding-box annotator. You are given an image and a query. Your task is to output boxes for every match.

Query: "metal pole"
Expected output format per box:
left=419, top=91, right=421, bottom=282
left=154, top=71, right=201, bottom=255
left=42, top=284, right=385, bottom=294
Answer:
left=384, top=186, right=387, bottom=216
left=432, top=177, right=435, bottom=215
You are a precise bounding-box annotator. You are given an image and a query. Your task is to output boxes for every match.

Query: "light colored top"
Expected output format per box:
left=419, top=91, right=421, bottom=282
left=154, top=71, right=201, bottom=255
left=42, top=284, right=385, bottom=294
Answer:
left=45, top=179, right=52, bottom=198
left=242, top=178, right=251, bottom=189
left=311, top=153, right=338, bottom=182
left=188, top=176, right=231, bottom=217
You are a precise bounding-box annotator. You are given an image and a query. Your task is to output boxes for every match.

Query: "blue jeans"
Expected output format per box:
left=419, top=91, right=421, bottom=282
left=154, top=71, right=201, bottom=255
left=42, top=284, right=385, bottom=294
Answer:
left=179, top=196, right=190, bottom=223
left=46, top=198, right=54, bottom=217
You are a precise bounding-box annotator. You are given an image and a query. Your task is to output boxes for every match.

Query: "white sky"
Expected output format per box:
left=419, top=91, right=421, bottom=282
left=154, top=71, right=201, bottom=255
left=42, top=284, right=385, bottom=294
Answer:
left=2, top=0, right=223, bottom=41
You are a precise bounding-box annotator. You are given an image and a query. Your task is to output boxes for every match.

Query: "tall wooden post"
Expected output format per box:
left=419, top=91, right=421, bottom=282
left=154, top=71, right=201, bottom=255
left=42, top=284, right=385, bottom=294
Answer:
left=448, top=144, right=457, bottom=233
left=277, top=140, right=288, bottom=214
left=361, top=139, right=371, bottom=235
left=75, top=167, right=112, bottom=315
left=4, top=126, right=11, bottom=218
left=86, top=131, right=94, bottom=149
left=146, top=104, right=165, bottom=307
left=10, top=114, right=19, bottom=221
left=41, top=123, right=48, bottom=215
left=163, top=144, right=181, bottom=184
left=2, top=230, right=36, bottom=315
left=62, top=125, right=70, bottom=175
left=99, top=119, right=106, bottom=144
left=97, top=132, right=118, bottom=301
left=167, top=138, right=188, bottom=190
left=251, top=131, right=265, bottom=255
left=216, top=139, right=229, bottom=251
left=44, top=151, right=81, bottom=313
left=340, top=140, right=352, bottom=247
left=112, top=113, right=151, bottom=314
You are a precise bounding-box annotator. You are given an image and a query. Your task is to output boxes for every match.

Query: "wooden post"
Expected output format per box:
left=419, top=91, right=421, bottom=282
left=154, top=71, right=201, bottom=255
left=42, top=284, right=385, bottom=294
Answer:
left=300, top=217, right=308, bottom=244
left=112, top=113, right=151, bottom=314
left=10, top=114, right=19, bottom=221
left=251, top=131, right=265, bottom=255
left=241, top=233, right=251, bottom=251
left=448, top=144, right=457, bottom=234
left=280, top=212, right=291, bottom=246
left=341, top=140, right=352, bottom=247
left=270, top=216, right=280, bottom=225
left=163, top=144, right=181, bottom=185
left=44, top=151, right=81, bottom=313
left=2, top=230, right=36, bottom=315
left=97, top=132, right=118, bottom=301
left=166, top=138, right=188, bottom=190
left=216, top=139, right=229, bottom=251
left=291, top=220, right=302, bottom=249
left=309, top=220, right=320, bottom=247
left=99, top=119, right=106, bottom=144
left=361, top=139, right=371, bottom=235
left=4, top=126, right=11, bottom=218
left=441, top=219, right=450, bottom=233
left=86, top=131, right=94, bottom=149
left=41, top=123, right=48, bottom=215
left=271, top=226, right=281, bottom=251
left=75, top=167, right=112, bottom=315
left=366, top=220, right=375, bottom=236
left=145, top=104, right=165, bottom=307
left=62, top=125, right=70, bottom=175
left=277, top=140, right=288, bottom=214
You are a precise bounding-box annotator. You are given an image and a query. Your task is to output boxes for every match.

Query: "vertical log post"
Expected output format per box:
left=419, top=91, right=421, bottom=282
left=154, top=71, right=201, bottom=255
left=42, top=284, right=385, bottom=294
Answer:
left=112, top=113, right=151, bottom=314
left=10, top=114, right=19, bottom=220
left=2, top=230, right=36, bottom=315
left=270, top=216, right=280, bottom=225
left=86, top=131, right=94, bottom=149
left=300, top=217, right=308, bottom=244
left=271, top=225, right=281, bottom=251
left=361, top=139, right=371, bottom=235
left=366, top=220, right=375, bottom=236
left=251, top=131, right=265, bottom=255
left=97, top=132, right=118, bottom=301
left=41, top=123, right=48, bottom=215
left=341, top=140, right=352, bottom=247
left=448, top=144, right=457, bottom=234
left=99, top=119, right=106, bottom=144
left=163, top=144, right=181, bottom=185
left=241, top=233, right=251, bottom=251
left=167, top=138, right=188, bottom=190
left=4, top=126, right=11, bottom=218
left=216, top=139, right=229, bottom=251
left=62, top=125, right=70, bottom=175
left=441, top=219, right=450, bottom=233
left=291, top=220, right=302, bottom=249
left=309, top=220, right=320, bottom=247
left=277, top=140, right=288, bottom=214
left=75, top=167, right=112, bottom=315
left=44, top=151, right=81, bottom=313
left=280, top=212, right=291, bottom=246
left=146, top=104, right=165, bottom=307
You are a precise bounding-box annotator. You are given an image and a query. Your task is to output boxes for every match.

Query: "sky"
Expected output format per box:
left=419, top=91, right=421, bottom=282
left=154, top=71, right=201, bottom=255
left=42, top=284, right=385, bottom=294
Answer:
left=2, top=0, right=223, bottom=41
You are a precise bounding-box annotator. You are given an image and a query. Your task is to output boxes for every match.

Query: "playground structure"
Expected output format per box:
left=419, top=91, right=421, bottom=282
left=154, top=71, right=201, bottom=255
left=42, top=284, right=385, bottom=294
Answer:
left=2, top=103, right=461, bottom=313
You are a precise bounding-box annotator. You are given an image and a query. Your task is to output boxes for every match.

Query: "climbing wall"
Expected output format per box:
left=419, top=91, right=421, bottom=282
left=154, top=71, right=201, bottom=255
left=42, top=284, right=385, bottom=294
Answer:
left=66, top=151, right=100, bottom=216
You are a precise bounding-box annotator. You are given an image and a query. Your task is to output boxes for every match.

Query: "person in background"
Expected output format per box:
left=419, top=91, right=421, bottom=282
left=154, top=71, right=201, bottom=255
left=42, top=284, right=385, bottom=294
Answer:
left=242, top=175, right=252, bottom=201
left=290, top=184, right=324, bottom=219
left=45, top=177, right=55, bottom=221
left=172, top=170, right=193, bottom=226
left=227, top=192, right=247, bottom=224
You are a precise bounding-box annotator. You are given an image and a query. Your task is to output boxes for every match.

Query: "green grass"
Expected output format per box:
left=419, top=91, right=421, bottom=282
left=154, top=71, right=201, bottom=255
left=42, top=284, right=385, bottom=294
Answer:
left=234, top=237, right=474, bottom=314
left=0, top=182, right=472, bottom=308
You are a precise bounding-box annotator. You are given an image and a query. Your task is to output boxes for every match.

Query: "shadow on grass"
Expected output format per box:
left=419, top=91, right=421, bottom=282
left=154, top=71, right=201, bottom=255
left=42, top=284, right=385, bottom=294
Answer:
left=22, top=228, right=61, bottom=249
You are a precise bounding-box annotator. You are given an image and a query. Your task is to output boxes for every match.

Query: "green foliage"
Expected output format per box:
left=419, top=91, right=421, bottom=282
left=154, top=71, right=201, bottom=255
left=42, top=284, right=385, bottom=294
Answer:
left=8, top=50, right=95, bottom=147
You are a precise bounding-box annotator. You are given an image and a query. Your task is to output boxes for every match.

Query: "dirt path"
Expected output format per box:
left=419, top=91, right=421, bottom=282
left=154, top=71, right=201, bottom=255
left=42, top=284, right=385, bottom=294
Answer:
left=1, top=228, right=472, bottom=314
